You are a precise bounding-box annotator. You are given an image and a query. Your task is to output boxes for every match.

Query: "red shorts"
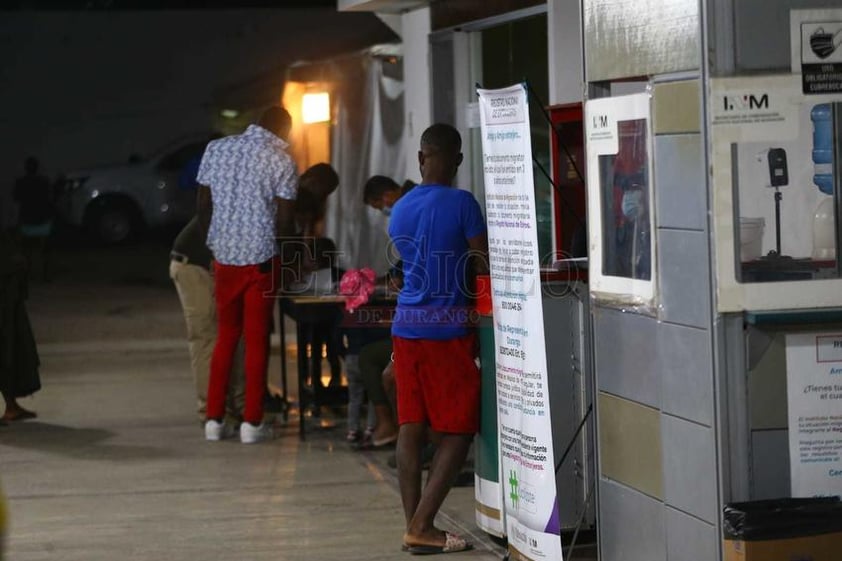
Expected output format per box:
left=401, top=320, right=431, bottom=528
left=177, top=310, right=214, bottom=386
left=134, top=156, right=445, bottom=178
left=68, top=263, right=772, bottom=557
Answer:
left=392, top=334, right=480, bottom=434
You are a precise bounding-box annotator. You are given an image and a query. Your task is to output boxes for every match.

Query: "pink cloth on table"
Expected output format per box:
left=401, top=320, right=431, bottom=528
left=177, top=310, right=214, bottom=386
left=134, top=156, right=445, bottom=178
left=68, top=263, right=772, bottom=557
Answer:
left=339, top=268, right=376, bottom=312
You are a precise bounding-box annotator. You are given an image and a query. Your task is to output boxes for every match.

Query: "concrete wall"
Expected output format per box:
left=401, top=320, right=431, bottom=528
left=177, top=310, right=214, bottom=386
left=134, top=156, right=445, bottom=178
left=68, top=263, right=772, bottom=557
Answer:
left=579, top=1, right=719, bottom=557
left=733, top=0, right=838, bottom=72
left=400, top=7, right=432, bottom=184
left=547, top=0, right=583, bottom=105
left=544, top=285, right=595, bottom=530
left=593, top=78, right=720, bottom=561
left=583, top=0, right=699, bottom=82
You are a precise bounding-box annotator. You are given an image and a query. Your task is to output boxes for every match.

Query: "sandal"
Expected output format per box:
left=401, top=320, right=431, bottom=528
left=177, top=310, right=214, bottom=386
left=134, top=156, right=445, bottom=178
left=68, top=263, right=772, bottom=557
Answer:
left=407, top=532, right=473, bottom=555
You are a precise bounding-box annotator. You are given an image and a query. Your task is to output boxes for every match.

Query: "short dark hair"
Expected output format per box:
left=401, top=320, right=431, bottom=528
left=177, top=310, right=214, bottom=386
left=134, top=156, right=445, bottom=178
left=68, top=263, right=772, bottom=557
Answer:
left=420, top=123, right=461, bottom=153
left=300, top=163, right=339, bottom=197
left=259, top=106, right=292, bottom=137
left=363, top=175, right=400, bottom=204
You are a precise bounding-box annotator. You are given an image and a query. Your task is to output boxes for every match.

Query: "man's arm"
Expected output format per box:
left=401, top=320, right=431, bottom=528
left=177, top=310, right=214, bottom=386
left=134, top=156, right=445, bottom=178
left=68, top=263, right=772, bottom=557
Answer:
left=196, top=184, right=213, bottom=240
left=468, top=232, right=490, bottom=276
left=275, top=197, right=298, bottom=290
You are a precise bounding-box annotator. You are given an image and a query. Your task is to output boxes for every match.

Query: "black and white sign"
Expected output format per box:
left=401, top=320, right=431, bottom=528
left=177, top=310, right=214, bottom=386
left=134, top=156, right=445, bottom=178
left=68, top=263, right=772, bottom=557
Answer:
left=792, top=10, right=842, bottom=94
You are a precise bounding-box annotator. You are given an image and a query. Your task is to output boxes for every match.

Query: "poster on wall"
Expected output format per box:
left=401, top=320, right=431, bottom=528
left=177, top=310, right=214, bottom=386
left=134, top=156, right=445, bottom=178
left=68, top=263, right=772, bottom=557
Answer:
left=477, top=83, right=562, bottom=561
left=791, top=9, right=842, bottom=95
left=786, top=333, right=842, bottom=497
left=710, top=74, right=842, bottom=312
left=584, top=93, right=656, bottom=309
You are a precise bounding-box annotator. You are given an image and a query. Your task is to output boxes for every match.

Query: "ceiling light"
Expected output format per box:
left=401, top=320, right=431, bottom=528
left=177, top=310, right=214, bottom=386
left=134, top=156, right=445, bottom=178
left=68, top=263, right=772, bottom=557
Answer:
left=302, top=92, right=330, bottom=124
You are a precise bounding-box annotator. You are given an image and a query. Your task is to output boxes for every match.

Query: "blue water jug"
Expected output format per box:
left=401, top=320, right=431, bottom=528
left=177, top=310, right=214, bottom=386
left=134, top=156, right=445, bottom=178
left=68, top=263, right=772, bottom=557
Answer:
left=812, top=104, right=833, bottom=195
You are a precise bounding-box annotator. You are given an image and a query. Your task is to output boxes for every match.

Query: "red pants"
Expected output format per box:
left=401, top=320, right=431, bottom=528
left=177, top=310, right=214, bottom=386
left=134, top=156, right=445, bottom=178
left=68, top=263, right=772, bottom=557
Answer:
left=207, top=262, right=275, bottom=424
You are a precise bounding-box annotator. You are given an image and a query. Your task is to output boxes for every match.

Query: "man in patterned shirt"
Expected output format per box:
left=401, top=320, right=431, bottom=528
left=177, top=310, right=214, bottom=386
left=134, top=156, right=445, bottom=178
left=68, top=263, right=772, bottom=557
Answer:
left=196, top=106, right=298, bottom=444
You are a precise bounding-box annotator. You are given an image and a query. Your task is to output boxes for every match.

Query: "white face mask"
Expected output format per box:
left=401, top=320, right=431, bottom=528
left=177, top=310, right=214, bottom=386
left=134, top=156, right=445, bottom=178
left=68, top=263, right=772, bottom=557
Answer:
left=381, top=206, right=392, bottom=217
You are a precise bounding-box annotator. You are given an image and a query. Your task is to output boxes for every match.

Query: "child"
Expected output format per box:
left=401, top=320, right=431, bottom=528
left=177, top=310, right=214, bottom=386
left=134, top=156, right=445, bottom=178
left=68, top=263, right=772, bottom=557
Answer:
left=339, top=268, right=379, bottom=445
left=343, top=331, right=378, bottom=444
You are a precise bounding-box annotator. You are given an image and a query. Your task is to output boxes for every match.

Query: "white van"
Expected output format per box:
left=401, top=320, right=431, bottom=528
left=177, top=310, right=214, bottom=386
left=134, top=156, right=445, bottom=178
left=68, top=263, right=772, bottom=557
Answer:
left=56, top=135, right=215, bottom=243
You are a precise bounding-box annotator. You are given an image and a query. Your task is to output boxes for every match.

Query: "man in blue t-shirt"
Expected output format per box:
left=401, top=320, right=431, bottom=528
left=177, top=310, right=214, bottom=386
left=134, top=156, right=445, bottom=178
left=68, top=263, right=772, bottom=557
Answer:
left=388, top=123, right=488, bottom=554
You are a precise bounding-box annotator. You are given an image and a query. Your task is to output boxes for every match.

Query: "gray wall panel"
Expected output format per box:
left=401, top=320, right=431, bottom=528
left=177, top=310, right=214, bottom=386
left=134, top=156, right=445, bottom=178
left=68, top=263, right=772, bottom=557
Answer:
left=734, top=0, right=837, bottom=72
left=661, top=415, right=718, bottom=524
left=658, top=229, right=711, bottom=329
left=751, top=429, right=791, bottom=500
left=599, top=479, right=667, bottom=561
left=665, top=507, right=718, bottom=561
left=594, top=309, right=661, bottom=408
left=596, top=307, right=714, bottom=415
left=584, top=0, right=700, bottom=81
left=660, top=323, right=714, bottom=426
left=748, top=331, right=788, bottom=430
left=654, top=134, right=706, bottom=231
left=544, top=293, right=588, bottom=528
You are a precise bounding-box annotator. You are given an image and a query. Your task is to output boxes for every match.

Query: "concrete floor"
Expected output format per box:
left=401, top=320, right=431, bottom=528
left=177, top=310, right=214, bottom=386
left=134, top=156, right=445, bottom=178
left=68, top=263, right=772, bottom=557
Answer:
left=2, top=240, right=596, bottom=561
left=2, top=339, right=504, bottom=561
left=0, top=244, right=506, bottom=561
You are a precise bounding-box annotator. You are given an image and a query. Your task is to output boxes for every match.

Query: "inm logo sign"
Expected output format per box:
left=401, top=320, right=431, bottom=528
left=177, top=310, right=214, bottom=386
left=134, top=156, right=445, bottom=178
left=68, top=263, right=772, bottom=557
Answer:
left=723, top=93, right=769, bottom=111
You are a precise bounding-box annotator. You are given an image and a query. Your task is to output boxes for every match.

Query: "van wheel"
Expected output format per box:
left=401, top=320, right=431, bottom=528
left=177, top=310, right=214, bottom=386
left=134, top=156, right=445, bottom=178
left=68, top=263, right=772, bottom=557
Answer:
left=87, top=203, right=138, bottom=244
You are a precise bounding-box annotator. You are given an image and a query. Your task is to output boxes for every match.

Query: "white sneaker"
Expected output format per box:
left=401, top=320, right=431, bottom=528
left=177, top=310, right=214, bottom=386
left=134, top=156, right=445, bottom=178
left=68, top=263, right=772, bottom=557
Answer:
left=240, top=422, right=272, bottom=444
left=205, top=419, right=233, bottom=441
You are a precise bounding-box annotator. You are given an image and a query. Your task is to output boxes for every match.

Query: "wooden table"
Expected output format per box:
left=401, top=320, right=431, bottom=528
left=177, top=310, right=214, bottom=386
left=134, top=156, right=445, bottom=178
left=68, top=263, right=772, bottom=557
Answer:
left=278, top=294, right=396, bottom=440
left=278, top=295, right=346, bottom=440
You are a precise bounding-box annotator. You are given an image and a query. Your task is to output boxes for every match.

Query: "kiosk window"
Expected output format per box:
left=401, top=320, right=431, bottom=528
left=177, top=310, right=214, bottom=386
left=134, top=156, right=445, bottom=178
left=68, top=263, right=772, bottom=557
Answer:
left=733, top=102, right=841, bottom=283
left=598, top=118, right=651, bottom=281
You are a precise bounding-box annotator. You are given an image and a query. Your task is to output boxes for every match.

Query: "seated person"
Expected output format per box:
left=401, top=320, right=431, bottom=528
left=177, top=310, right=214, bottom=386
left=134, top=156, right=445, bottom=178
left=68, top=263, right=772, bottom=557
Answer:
left=289, top=165, right=341, bottom=394
left=362, top=175, right=415, bottom=216
left=349, top=176, right=415, bottom=440
left=358, top=337, right=398, bottom=447
left=297, top=163, right=339, bottom=237
left=292, top=237, right=344, bottom=391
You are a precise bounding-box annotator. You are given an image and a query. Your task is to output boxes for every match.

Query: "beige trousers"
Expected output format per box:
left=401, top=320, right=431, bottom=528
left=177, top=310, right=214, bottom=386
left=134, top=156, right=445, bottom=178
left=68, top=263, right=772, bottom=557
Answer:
left=170, top=260, right=244, bottom=421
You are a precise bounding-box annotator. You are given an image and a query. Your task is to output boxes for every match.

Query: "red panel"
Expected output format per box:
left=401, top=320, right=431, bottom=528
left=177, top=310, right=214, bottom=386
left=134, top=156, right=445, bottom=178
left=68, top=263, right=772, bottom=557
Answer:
left=548, top=103, right=586, bottom=261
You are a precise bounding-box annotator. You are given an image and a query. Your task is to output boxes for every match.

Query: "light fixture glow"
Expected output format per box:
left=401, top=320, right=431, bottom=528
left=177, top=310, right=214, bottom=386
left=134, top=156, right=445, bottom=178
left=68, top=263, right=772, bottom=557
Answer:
left=220, top=109, right=239, bottom=119
left=302, top=92, right=330, bottom=124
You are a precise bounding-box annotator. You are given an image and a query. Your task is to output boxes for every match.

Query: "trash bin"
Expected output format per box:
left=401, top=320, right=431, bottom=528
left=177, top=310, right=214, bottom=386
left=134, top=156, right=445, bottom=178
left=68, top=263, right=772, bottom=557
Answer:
left=723, top=497, right=842, bottom=561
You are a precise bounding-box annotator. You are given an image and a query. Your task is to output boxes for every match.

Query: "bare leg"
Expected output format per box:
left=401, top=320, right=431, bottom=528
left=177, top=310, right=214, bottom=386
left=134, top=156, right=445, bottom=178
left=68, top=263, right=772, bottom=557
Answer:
left=404, top=432, right=472, bottom=546
left=396, top=422, right=426, bottom=527
left=382, top=363, right=397, bottom=414
left=371, top=404, right=398, bottom=443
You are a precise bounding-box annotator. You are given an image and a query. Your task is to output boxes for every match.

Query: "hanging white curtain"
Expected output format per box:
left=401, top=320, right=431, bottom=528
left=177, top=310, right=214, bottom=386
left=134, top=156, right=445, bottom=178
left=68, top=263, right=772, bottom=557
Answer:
left=325, top=53, right=406, bottom=273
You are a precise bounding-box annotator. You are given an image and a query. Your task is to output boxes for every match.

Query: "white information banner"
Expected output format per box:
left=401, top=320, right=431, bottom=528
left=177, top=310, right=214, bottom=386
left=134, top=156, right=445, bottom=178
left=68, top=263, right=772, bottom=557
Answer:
left=786, top=332, right=842, bottom=497
left=478, top=84, right=562, bottom=561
